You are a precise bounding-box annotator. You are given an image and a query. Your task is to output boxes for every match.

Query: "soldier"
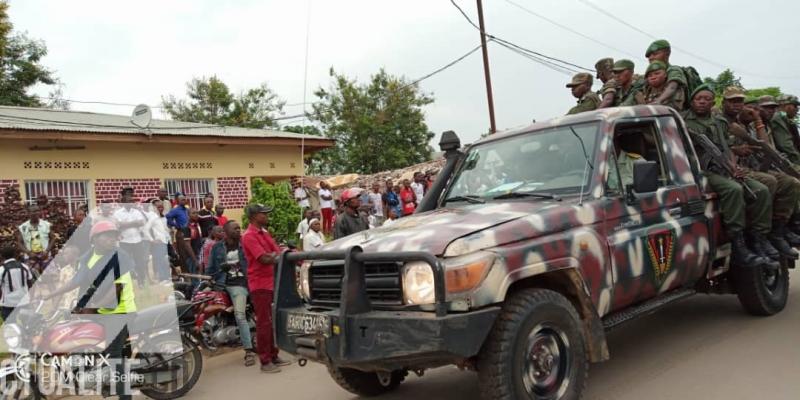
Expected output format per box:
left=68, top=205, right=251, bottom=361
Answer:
left=565, top=73, right=601, bottom=115
left=595, top=58, right=617, bottom=108
left=641, top=61, right=685, bottom=111
left=645, top=39, right=696, bottom=105
left=608, top=132, right=646, bottom=192
left=722, top=86, right=800, bottom=258
left=682, top=84, right=778, bottom=270
left=600, top=59, right=643, bottom=108
left=771, top=95, right=800, bottom=164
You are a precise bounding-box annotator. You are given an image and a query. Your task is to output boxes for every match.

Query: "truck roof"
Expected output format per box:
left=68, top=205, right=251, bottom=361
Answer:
left=476, top=105, right=677, bottom=145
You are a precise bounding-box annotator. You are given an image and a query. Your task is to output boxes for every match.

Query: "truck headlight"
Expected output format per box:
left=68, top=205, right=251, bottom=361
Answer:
left=298, top=261, right=312, bottom=301
left=402, top=262, right=436, bottom=305
left=3, top=323, right=21, bottom=349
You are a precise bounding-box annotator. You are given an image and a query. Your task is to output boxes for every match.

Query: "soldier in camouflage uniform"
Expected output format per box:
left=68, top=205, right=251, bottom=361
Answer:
left=600, top=59, right=644, bottom=108
left=645, top=39, right=690, bottom=106
left=722, top=86, right=800, bottom=258
left=641, top=61, right=685, bottom=111
left=595, top=58, right=617, bottom=108
left=607, top=133, right=645, bottom=192
left=681, top=84, right=777, bottom=270
left=770, top=95, right=800, bottom=164
left=566, top=72, right=601, bottom=115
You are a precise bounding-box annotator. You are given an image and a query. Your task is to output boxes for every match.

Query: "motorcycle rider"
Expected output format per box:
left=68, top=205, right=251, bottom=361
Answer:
left=46, top=220, right=137, bottom=399
left=206, top=220, right=256, bottom=366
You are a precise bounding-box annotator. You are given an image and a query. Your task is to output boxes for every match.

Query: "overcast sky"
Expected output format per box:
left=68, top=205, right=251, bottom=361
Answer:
left=10, top=0, right=800, bottom=146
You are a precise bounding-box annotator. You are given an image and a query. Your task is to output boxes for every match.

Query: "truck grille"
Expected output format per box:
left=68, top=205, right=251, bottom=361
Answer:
left=309, top=262, right=403, bottom=306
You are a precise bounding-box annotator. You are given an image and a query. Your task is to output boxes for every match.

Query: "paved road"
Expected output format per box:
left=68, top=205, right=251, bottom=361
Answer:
left=187, top=277, right=800, bottom=400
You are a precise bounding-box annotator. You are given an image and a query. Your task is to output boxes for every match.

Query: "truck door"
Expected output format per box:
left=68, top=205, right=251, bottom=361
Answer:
left=602, top=117, right=708, bottom=312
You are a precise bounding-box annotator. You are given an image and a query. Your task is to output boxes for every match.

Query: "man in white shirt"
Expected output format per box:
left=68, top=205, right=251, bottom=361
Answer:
left=411, top=172, right=426, bottom=206
left=0, top=245, right=33, bottom=320
left=113, top=188, right=148, bottom=285
left=368, top=183, right=384, bottom=221
left=318, top=182, right=334, bottom=235
left=144, top=199, right=172, bottom=283
left=16, top=205, right=55, bottom=273
left=303, top=219, right=325, bottom=250
left=293, top=180, right=311, bottom=210
left=296, top=209, right=314, bottom=240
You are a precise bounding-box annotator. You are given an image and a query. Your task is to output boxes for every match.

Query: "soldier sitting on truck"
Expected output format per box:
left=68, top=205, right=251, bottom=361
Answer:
left=682, top=84, right=779, bottom=271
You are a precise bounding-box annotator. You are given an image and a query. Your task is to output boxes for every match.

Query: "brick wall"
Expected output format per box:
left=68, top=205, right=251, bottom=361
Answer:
left=94, top=178, right=162, bottom=204
left=217, top=177, right=249, bottom=209
left=0, top=179, right=19, bottom=204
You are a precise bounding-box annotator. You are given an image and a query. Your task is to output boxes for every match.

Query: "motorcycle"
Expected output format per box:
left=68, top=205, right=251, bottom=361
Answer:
left=181, top=273, right=256, bottom=352
left=0, top=299, right=206, bottom=400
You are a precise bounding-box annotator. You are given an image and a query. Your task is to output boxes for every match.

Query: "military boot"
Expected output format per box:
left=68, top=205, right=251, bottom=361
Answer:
left=752, top=232, right=780, bottom=261
left=770, top=221, right=800, bottom=259
left=784, top=228, right=800, bottom=247
left=732, top=232, right=771, bottom=268
left=789, top=215, right=800, bottom=236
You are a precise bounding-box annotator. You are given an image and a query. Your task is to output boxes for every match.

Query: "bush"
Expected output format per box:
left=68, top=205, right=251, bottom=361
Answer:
left=243, top=179, right=302, bottom=243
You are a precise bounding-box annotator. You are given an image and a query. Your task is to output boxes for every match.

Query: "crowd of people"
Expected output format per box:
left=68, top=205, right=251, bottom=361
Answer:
left=566, top=38, right=800, bottom=270
left=292, top=171, right=436, bottom=244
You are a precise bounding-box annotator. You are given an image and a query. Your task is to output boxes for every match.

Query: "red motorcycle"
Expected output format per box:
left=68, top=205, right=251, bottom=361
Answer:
left=183, top=274, right=256, bottom=352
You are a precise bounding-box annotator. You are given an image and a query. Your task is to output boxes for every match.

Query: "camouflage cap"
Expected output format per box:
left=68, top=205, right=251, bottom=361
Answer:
left=759, top=95, right=779, bottom=107
left=566, top=72, right=593, bottom=88
left=594, top=57, right=614, bottom=72
left=722, top=86, right=746, bottom=100
left=612, top=59, right=635, bottom=72
left=690, top=83, right=714, bottom=100
left=645, top=39, right=671, bottom=57
left=778, top=94, right=800, bottom=105
left=645, top=61, right=667, bottom=76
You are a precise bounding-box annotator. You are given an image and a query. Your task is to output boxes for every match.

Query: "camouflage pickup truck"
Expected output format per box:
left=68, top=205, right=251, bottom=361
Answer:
left=274, top=105, right=792, bottom=400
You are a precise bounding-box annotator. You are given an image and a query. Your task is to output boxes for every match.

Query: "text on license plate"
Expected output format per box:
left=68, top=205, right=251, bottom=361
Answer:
left=286, top=312, right=331, bottom=336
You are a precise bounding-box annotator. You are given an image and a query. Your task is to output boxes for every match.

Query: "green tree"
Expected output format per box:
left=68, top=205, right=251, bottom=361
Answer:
left=703, top=69, right=742, bottom=96
left=311, top=68, right=435, bottom=175
left=243, top=179, right=301, bottom=243
left=0, top=0, right=57, bottom=107
left=162, top=76, right=285, bottom=128
left=281, top=124, right=336, bottom=175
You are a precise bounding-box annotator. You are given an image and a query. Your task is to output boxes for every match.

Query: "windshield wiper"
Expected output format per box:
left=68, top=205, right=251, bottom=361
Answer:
left=493, top=191, right=561, bottom=201
left=443, top=195, right=486, bottom=204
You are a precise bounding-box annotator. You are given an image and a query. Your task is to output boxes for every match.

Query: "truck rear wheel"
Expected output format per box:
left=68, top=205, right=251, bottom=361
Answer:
left=327, top=366, right=405, bottom=397
left=478, top=288, right=587, bottom=400
left=735, top=264, right=790, bottom=316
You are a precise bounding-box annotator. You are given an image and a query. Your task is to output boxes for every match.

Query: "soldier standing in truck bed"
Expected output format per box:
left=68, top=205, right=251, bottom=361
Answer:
left=606, top=59, right=643, bottom=107
left=771, top=95, right=800, bottom=164
left=645, top=39, right=697, bottom=105
left=722, top=86, right=800, bottom=259
left=641, top=61, right=685, bottom=111
left=681, top=84, right=778, bottom=271
left=565, top=73, right=600, bottom=115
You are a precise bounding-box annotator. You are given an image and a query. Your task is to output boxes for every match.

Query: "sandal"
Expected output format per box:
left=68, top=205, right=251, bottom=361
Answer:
left=244, top=351, right=256, bottom=367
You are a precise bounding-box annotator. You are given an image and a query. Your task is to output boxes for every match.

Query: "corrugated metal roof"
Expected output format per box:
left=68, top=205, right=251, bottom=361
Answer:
left=0, top=105, right=325, bottom=141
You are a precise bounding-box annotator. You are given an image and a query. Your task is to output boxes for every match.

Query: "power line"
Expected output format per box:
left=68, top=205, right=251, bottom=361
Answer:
left=503, top=0, right=638, bottom=59
left=450, top=0, right=594, bottom=72
left=492, top=39, right=578, bottom=75
left=575, top=0, right=800, bottom=80
left=401, top=44, right=483, bottom=90
left=34, top=96, right=165, bottom=108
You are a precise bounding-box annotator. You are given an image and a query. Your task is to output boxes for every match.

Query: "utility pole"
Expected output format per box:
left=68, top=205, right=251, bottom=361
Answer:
left=476, top=0, right=497, bottom=134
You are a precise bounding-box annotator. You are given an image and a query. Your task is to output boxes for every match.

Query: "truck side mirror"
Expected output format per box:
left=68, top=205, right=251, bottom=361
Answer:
left=632, top=161, right=659, bottom=194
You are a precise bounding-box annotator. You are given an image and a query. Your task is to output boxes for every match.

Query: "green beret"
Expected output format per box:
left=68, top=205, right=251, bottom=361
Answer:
left=744, top=97, right=759, bottom=105
left=612, top=59, right=635, bottom=72
left=645, top=61, right=667, bottom=75
left=645, top=39, right=671, bottom=57
left=690, top=83, right=715, bottom=100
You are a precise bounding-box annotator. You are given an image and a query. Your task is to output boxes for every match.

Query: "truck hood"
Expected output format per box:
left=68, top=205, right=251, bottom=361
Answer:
left=320, top=200, right=578, bottom=256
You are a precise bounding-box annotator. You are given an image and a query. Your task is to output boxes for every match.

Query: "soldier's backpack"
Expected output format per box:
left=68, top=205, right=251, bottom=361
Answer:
left=680, top=65, right=703, bottom=97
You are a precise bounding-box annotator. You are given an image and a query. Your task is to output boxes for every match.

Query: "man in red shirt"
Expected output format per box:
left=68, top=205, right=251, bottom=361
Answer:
left=241, top=204, right=291, bottom=373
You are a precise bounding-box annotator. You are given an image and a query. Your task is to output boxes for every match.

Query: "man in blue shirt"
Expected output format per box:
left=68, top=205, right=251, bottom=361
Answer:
left=166, top=193, right=189, bottom=229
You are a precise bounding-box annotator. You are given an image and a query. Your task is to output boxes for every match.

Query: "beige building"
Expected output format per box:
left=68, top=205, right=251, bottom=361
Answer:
left=0, top=106, right=333, bottom=222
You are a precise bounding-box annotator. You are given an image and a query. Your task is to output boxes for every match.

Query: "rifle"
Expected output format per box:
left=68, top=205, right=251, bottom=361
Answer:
left=688, top=129, right=757, bottom=200
left=729, top=127, right=800, bottom=180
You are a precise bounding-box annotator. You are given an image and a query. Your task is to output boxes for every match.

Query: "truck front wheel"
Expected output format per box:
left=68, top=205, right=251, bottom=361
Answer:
left=735, top=264, right=790, bottom=316
left=327, top=366, right=405, bottom=397
left=478, top=288, right=588, bottom=400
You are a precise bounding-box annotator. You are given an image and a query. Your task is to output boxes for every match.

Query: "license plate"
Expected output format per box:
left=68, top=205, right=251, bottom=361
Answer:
left=286, top=312, right=331, bottom=336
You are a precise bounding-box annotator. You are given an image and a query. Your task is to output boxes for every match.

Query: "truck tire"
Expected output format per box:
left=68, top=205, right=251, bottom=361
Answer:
left=478, top=288, right=587, bottom=400
left=735, top=264, right=790, bottom=316
left=327, top=366, right=405, bottom=397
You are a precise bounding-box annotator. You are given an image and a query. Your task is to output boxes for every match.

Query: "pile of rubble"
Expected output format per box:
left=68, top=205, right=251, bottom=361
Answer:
left=304, top=157, right=446, bottom=192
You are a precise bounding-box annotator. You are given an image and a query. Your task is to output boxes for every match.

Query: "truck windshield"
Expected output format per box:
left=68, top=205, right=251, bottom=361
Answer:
left=445, top=122, right=599, bottom=202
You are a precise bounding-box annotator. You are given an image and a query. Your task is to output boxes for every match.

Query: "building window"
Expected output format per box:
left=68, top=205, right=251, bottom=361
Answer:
left=164, top=179, right=215, bottom=210
left=24, top=180, right=89, bottom=216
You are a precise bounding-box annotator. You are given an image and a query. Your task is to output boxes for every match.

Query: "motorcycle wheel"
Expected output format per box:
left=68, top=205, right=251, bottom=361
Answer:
left=138, top=336, right=203, bottom=400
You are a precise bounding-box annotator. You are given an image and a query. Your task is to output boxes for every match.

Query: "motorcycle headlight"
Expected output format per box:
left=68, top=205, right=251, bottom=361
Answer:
left=402, top=262, right=436, bottom=305
left=299, top=261, right=312, bottom=301
left=3, top=323, right=21, bottom=349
